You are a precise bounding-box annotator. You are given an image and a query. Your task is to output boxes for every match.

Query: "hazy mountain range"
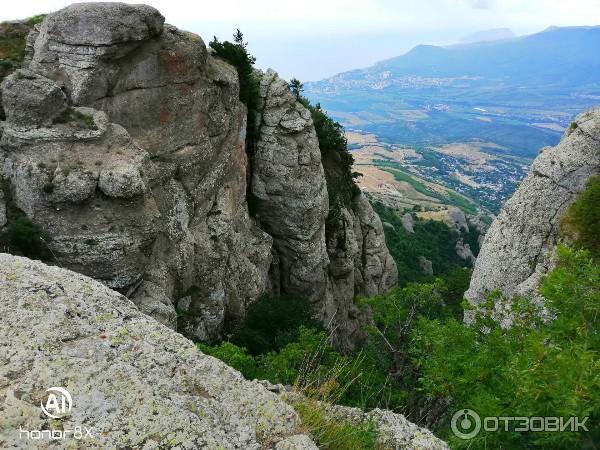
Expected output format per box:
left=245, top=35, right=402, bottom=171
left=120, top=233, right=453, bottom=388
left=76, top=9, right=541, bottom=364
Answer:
left=305, top=26, right=600, bottom=213
left=305, top=25, right=600, bottom=158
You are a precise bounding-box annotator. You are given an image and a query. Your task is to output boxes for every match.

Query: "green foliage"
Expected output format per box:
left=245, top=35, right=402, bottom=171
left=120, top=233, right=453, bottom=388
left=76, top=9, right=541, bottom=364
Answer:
left=230, top=294, right=322, bottom=355
left=561, top=176, right=600, bottom=258
left=24, top=14, right=46, bottom=26
left=288, top=77, right=303, bottom=100
left=209, top=30, right=260, bottom=153
left=410, top=246, right=599, bottom=448
left=42, top=182, right=55, bottom=194
left=197, top=341, right=263, bottom=380
left=0, top=215, right=52, bottom=261
left=373, top=201, right=477, bottom=286
left=312, top=103, right=359, bottom=220
left=53, top=106, right=97, bottom=130
left=202, top=245, right=598, bottom=449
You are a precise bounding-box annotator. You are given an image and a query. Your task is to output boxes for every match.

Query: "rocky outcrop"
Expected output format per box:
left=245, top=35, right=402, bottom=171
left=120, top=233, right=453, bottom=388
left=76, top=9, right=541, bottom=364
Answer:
left=323, top=404, right=449, bottom=450
left=447, top=206, right=469, bottom=232
left=1, top=3, right=272, bottom=342
left=252, top=70, right=329, bottom=303
left=418, top=255, right=434, bottom=275
left=0, top=253, right=313, bottom=449
left=1, top=3, right=396, bottom=348
left=455, top=238, right=476, bottom=265
left=324, top=194, right=398, bottom=348
left=253, top=71, right=397, bottom=349
left=401, top=212, right=414, bottom=233
left=465, top=108, right=600, bottom=323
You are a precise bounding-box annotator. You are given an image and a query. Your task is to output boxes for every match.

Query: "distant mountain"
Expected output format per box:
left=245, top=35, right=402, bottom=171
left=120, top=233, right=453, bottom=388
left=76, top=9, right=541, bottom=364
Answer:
left=305, top=26, right=600, bottom=158
left=459, top=28, right=515, bottom=44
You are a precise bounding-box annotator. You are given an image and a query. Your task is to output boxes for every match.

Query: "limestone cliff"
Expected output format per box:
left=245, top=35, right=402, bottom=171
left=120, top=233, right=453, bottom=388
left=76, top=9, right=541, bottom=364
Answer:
left=465, top=107, right=600, bottom=323
left=0, top=3, right=396, bottom=347
left=253, top=70, right=397, bottom=350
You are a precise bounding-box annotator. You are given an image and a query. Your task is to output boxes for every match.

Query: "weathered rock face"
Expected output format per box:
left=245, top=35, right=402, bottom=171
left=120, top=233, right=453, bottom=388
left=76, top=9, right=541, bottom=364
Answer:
left=1, top=3, right=396, bottom=348
left=253, top=70, right=397, bottom=350
left=322, top=403, right=449, bottom=450
left=455, top=238, right=476, bottom=265
left=324, top=194, right=398, bottom=348
left=0, top=253, right=313, bottom=449
left=401, top=212, right=415, bottom=233
left=1, top=3, right=272, bottom=342
left=465, top=108, right=600, bottom=323
left=252, top=70, right=329, bottom=303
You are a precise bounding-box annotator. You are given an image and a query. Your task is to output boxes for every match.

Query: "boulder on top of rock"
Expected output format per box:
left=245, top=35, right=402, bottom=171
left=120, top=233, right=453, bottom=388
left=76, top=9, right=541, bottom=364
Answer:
left=27, top=3, right=165, bottom=104
left=0, top=69, right=66, bottom=127
left=41, top=2, right=164, bottom=46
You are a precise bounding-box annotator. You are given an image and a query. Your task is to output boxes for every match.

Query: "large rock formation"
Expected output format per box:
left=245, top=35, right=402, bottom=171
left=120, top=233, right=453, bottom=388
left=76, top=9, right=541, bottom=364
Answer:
left=1, top=3, right=272, bottom=343
left=465, top=108, right=600, bottom=323
left=253, top=70, right=397, bottom=349
left=252, top=70, right=329, bottom=303
left=0, top=3, right=396, bottom=348
left=0, top=253, right=313, bottom=449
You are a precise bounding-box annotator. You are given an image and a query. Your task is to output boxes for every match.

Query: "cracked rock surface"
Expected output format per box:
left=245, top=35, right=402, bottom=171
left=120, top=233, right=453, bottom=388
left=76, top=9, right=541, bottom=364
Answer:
left=0, top=253, right=312, bottom=449
left=465, top=107, right=600, bottom=323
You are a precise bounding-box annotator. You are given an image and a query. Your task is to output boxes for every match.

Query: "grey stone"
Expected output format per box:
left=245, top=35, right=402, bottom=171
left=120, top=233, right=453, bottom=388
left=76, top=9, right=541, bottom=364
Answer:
left=28, top=3, right=164, bottom=104
left=455, top=238, right=476, bottom=264
left=275, top=434, right=319, bottom=450
left=0, top=253, right=311, bottom=449
left=1, top=70, right=66, bottom=127
left=447, top=206, right=469, bottom=232
left=252, top=69, right=329, bottom=304
left=465, top=107, right=600, bottom=324
left=0, top=189, right=5, bottom=228
left=401, top=212, right=415, bottom=233
left=1, top=3, right=396, bottom=348
left=253, top=71, right=397, bottom=350
left=418, top=255, right=433, bottom=275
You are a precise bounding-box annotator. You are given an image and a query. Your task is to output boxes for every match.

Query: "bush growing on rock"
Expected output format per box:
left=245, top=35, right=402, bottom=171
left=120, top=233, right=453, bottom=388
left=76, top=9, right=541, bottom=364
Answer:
left=210, top=30, right=260, bottom=153
left=0, top=215, right=52, bottom=261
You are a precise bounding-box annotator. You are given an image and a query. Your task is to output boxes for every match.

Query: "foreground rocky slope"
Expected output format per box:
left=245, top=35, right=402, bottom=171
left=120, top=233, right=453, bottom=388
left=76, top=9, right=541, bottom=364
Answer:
left=0, top=3, right=396, bottom=347
left=0, top=253, right=444, bottom=449
left=0, top=253, right=309, bottom=449
left=465, top=107, right=600, bottom=322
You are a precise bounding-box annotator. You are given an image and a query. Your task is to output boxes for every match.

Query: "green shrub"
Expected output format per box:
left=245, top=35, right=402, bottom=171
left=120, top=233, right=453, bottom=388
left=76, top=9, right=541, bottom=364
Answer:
left=0, top=215, right=52, bottom=260
left=410, top=246, right=599, bottom=448
left=561, top=176, right=599, bottom=258
left=209, top=30, right=260, bottom=154
left=42, top=182, right=55, bottom=194
left=231, top=293, right=322, bottom=355
left=53, top=106, right=97, bottom=130
left=373, top=201, right=478, bottom=285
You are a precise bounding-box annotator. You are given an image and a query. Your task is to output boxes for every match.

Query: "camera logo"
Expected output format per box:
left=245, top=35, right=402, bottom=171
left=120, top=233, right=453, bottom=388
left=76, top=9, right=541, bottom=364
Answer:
left=451, top=408, right=482, bottom=439
left=41, top=387, right=72, bottom=418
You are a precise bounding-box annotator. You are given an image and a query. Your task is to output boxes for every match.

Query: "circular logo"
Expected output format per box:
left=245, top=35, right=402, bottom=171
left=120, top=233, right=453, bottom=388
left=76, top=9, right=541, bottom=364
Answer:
left=451, top=409, right=481, bottom=439
left=41, top=387, right=73, bottom=418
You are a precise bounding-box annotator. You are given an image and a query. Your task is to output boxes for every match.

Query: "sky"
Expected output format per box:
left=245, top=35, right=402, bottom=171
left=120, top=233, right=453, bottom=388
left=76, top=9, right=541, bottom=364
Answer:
left=3, top=0, right=600, bottom=80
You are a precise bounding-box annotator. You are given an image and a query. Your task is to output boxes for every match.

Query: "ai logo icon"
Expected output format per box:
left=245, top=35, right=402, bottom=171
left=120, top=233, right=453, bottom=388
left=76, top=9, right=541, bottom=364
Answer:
left=41, top=387, right=72, bottom=418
